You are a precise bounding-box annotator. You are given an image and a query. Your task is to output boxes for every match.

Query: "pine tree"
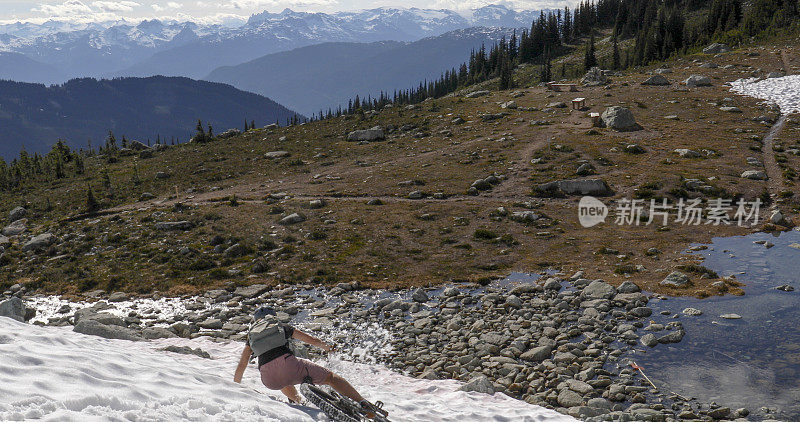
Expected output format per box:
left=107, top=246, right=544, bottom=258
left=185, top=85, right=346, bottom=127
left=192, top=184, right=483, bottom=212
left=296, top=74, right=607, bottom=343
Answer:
left=101, top=168, right=111, bottom=191
left=86, top=186, right=98, bottom=213
left=612, top=34, right=621, bottom=69
left=132, top=164, right=141, bottom=186
left=584, top=33, right=598, bottom=70
left=498, top=53, right=514, bottom=90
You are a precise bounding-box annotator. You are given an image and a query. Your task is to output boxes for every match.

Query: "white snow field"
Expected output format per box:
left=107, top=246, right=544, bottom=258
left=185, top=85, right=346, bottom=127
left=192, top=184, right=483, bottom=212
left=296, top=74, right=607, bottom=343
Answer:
left=0, top=318, right=576, bottom=422
left=729, top=74, right=800, bottom=114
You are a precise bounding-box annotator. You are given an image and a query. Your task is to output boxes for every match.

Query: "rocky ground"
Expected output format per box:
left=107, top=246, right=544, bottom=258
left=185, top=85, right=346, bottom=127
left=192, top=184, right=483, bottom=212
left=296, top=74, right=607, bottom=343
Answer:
left=2, top=42, right=800, bottom=297
left=1, top=272, right=789, bottom=422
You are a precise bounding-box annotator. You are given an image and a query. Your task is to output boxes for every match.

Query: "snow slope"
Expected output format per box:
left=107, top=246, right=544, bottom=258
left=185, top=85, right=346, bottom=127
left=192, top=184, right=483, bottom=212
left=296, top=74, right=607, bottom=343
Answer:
left=0, top=317, right=575, bottom=422
left=729, top=75, right=800, bottom=114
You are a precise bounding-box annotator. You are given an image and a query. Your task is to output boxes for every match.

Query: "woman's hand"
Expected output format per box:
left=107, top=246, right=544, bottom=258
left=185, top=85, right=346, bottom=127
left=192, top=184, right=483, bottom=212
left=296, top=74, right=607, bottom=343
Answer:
left=319, top=342, right=333, bottom=353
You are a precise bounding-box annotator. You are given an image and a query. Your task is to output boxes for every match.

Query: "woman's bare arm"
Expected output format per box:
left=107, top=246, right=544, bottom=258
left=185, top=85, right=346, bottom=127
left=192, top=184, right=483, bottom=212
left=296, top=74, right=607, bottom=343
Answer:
left=292, top=329, right=332, bottom=352
left=233, top=345, right=252, bottom=383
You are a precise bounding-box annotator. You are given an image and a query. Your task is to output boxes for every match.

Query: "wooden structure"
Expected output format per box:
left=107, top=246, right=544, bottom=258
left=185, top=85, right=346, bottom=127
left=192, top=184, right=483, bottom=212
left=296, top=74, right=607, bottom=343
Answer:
left=546, top=82, right=579, bottom=92
left=589, top=112, right=601, bottom=127
left=571, top=97, right=586, bottom=110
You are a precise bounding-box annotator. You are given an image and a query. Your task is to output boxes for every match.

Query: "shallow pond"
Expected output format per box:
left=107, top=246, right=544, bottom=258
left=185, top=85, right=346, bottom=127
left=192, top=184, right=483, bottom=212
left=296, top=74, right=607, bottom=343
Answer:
left=633, top=229, right=800, bottom=420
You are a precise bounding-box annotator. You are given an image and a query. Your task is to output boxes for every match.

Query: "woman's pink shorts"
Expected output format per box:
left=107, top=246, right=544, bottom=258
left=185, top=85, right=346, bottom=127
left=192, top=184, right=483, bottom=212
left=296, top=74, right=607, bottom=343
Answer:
left=259, top=353, right=332, bottom=390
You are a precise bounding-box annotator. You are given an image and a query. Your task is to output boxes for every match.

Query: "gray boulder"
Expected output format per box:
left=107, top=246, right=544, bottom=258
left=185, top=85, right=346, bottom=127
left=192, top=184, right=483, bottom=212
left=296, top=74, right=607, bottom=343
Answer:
left=279, top=213, right=306, bottom=225
left=641, top=75, right=671, bottom=86
left=8, top=206, right=27, bottom=222
left=0, top=297, right=25, bottom=322
left=583, top=281, right=617, bottom=300
left=154, top=221, right=194, bottom=231
left=581, top=67, right=609, bottom=86
left=74, top=319, right=142, bottom=341
left=2, top=219, right=26, bottom=236
left=558, top=389, right=584, bottom=407
left=685, top=75, right=712, bottom=87
left=617, top=281, right=641, bottom=293
left=703, top=43, right=730, bottom=54
left=265, top=151, right=290, bottom=159
left=128, top=140, right=149, bottom=151
left=234, top=283, right=270, bottom=298
left=537, top=179, right=612, bottom=196
left=464, top=90, right=490, bottom=98
left=510, top=211, right=540, bottom=223
left=741, top=170, right=767, bottom=180
left=640, top=333, right=658, bottom=347
left=411, top=289, right=429, bottom=303
left=459, top=375, right=495, bottom=394
left=0, top=235, right=10, bottom=248
left=218, top=129, right=241, bottom=139
left=142, top=327, right=178, bottom=339
left=600, top=106, right=641, bottom=131
left=22, top=233, right=56, bottom=252
left=161, top=345, right=211, bottom=358
left=520, top=345, right=552, bottom=362
left=347, top=127, right=385, bottom=142
left=660, top=271, right=691, bottom=288
left=674, top=148, right=701, bottom=158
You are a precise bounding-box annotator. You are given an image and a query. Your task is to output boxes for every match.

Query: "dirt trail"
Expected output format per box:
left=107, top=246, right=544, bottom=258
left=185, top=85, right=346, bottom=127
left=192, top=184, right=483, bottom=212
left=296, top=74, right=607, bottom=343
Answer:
left=780, top=49, right=793, bottom=75
left=759, top=49, right=794, bottom=205
left=762, top=114, right=787, bottom=201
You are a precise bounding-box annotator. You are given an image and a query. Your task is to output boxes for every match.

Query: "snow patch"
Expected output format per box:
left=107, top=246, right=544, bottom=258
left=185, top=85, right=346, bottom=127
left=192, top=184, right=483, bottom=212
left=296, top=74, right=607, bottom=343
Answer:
left=730, top=75, right=800, bottom=114
left=0, top=317, right=575, bottom=421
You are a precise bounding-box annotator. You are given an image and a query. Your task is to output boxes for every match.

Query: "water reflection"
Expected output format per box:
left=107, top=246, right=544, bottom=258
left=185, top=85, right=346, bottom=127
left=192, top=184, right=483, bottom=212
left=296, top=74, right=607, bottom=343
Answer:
left=633, top=229, right=800, bottom=420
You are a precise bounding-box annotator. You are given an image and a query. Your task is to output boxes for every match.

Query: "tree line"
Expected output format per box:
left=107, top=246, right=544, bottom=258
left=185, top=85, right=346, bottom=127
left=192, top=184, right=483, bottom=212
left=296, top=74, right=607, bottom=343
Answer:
left=309, top=0, right=798, bottom=120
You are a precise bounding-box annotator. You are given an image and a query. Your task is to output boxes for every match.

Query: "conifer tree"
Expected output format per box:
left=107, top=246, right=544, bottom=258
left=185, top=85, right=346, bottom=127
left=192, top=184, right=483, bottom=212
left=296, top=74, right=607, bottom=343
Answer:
left=584, top=33, right=598, bottom=69
left=86, top=186, right=98, bottom=212
left=132, top=164, right=141, bottom=186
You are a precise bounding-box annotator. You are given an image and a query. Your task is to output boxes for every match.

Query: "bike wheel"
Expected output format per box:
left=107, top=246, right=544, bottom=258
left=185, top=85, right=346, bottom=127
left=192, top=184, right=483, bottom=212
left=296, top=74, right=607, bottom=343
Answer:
left=299, top=383, right=361, bottom=422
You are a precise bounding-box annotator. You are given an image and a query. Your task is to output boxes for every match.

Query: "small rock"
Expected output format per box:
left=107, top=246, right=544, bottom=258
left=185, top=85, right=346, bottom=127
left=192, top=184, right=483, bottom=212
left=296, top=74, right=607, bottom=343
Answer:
left=641, top=75, right=670, bottom=86
left=459, top=375, right=495, bottom=394
left=741, top=170, right=767, bottom=180
left=8, top=206, right=27, bottom=222
left=660, top=271, right=691, bottom=288
left=279, top=213, right=306, bottom=225
left=265, top=151, right=290, bottom=159
left=685, top=75, right=712, bottom=87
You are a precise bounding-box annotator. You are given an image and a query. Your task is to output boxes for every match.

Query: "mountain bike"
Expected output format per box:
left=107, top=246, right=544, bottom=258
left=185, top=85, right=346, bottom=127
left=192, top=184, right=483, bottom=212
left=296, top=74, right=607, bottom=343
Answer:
left=299, top=382, right=390, bottom=422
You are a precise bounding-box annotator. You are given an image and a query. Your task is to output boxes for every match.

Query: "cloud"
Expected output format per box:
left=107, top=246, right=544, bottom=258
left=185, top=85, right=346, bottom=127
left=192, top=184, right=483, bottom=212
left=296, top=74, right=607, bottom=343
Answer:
left=33, top=0, right=94, bottom=16
left=151, top=1, right=181, bottom=12
left=220, top=0, right=338, bottom=10
left=92, top=1, right=141, bottom=12
left=431, top=0, right=574, bottom=10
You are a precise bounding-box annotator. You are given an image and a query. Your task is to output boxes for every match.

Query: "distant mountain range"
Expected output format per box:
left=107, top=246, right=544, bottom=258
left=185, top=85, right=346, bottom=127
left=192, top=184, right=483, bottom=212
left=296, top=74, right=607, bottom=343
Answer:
left=0, top=76, right=300, bottom=159
left=0, top=5, right=541, bottom=82
left=205, top=27, right=519, bottom=116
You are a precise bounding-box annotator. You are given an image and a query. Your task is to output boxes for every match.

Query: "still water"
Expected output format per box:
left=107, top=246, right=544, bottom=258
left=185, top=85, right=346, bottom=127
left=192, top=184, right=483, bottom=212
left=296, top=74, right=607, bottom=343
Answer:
left=634, top=230, right=800, bottom=420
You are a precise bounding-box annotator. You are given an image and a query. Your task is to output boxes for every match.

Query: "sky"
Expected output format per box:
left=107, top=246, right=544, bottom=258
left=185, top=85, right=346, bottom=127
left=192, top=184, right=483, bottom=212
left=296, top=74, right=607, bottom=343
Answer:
left=0, top=0, right=565, bottom=25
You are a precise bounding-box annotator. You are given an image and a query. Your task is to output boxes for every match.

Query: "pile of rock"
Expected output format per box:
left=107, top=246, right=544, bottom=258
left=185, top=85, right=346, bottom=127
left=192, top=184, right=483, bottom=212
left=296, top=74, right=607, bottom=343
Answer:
left=581, top=67, right=610, bottom=86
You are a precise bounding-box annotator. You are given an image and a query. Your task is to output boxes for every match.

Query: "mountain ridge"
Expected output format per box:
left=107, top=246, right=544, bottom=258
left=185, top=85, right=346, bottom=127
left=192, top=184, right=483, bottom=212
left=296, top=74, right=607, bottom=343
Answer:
left=0, top=5, right=543, bottom=82
left=0, top=76, right=301, bottom=159
left=205, top=27, right=520, bottom=115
